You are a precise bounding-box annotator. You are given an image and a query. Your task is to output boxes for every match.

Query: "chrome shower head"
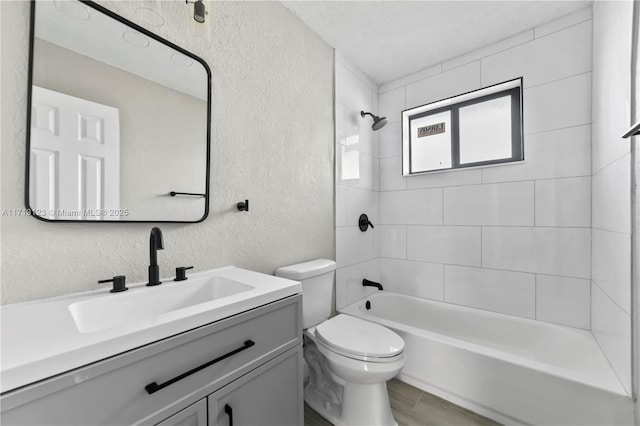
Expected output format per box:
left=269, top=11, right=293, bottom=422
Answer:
left=360, top=111, right=388, bottom=131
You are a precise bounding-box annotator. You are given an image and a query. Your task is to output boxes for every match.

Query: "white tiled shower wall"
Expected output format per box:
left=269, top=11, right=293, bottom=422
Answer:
left=590, top=0, right=634, bottom=396
left=335, top=52, right=381, bottom=307
left=334, top=4, right=635, bottom=396
left=336, top=8, right=595, bottom=328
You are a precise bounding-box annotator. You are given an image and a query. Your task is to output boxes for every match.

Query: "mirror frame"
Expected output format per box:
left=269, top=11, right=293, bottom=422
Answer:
left=25, top=0, right=212, bottom=223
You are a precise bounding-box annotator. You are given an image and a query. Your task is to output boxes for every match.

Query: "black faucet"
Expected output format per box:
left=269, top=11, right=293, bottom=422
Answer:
left=147, top=227, right=164, bottom=286
left=362, top=279, right=383, bottom=291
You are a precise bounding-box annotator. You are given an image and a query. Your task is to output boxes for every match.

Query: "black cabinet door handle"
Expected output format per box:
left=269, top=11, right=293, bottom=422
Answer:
left=224, top=404, right=233, bottom=426
left=145, top=340, right=255, bottom=395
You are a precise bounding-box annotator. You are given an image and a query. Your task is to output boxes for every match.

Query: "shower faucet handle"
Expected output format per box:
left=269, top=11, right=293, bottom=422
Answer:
left=359, top=214, right=374, bottom=232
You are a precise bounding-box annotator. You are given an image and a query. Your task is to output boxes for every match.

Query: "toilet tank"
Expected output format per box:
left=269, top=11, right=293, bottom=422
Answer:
left=275, top=259, right=336, bottom=329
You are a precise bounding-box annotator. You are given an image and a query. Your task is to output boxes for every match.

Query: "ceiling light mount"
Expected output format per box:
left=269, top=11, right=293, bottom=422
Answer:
left=185, top=0, right=206, bottom=24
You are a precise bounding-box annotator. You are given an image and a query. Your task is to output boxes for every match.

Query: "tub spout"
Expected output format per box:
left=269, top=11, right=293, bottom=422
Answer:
left=362, top=279, right=383, bottom=291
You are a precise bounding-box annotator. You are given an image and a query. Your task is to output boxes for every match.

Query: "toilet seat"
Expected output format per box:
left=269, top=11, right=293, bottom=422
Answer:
left=314, top=314, right=404, bottom=363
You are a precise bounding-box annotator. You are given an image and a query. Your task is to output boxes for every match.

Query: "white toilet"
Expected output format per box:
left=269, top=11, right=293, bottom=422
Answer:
left=275, top=259, right=405, bottom=426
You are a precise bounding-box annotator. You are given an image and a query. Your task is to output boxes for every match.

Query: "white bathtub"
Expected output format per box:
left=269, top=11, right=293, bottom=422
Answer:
left=340, top=292, right=633, bottom=425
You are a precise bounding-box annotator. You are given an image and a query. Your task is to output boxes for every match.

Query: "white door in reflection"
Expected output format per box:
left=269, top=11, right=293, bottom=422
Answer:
left=29, top=86, right=120, bottom=220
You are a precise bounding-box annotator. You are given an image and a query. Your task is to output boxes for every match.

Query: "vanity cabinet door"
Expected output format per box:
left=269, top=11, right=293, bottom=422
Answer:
left=208, top=347, right=302, bottom=426
left=156, top=399, right=207, bottom=426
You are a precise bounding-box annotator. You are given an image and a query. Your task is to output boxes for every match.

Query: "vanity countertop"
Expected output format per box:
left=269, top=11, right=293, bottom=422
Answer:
left=0, top=266, right=301, bottom=393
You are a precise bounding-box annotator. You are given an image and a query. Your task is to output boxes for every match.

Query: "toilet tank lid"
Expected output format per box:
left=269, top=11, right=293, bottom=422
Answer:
left=275, top=259, right=336, bottom=280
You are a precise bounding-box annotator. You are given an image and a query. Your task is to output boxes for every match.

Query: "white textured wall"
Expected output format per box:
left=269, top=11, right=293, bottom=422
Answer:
left=591, top=0, right=634, bottom=397
left=373, top=9, right=594, bottom=329
left=334, top=52, right=380, bottom=310
left=0, top=1, right=334, bottom=304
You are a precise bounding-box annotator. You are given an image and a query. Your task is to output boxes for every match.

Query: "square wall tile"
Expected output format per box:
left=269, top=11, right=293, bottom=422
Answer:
left=380, top=188, right=443, bottom=225
left=535, top=177, right=591, bottom=227
left=336, top=145, right=376, bottom=191
left=444, top=181, right=534, bottom=226
left=405, top=62, right=481, bottom=109
left=407, top=226, right=481, bottom=267
left=343, top=260, right=381, bottom=305
left=536, top=275, right=590, bottom=329
left=379, top=121, right=402, bottom=159
left=346, top=107, right=374, bottom=157
left=592, top=1, right=632, bottom=173
left=444, top=265, right=535, bottom=318
left=380, top=258, right=444, bottom=301
left=336, top=226, right=373, bottom=268
left=592, top=229, right=631, bottom=314
left=407, top=168, right=482, bottom=189
left=482, top=227, right=591, bottom=278
left=336, top=62, right=372, bottom=113
left=481, top=125, right=591, bottom=184
left=523, top=73, right=591, bottom=134
left=482, top=21, right=591, bottom=88
left=335, top=267, right=348, bottom=310
left=376, top=225, right=407, bottom=259
left=344, top=186, right=379, bottom=228
left=592, top=154, right=631, bottom=234
left=379, top=87, right=405, bottom=124
left=592, top=282, right=632, bottom=395
left=380, top=156, right=406, bottom=191
left=336, top=185, right=348, bottom=227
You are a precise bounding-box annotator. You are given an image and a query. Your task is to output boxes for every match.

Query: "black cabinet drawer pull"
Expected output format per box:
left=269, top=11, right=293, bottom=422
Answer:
left=224, top=404, right=233, bottom=426
left=145, top=340, right=255, bottom=395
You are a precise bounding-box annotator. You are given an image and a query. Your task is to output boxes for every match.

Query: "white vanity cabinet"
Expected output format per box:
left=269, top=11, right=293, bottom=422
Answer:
left=1, top=295, right=303, bottom=426
left=156, top=400, right=208, bottom=426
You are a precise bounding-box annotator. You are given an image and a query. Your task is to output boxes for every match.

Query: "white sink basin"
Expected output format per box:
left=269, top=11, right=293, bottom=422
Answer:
left=1, top=266, right=301, bottom=394
left=69, top=276, right=254, bottom=333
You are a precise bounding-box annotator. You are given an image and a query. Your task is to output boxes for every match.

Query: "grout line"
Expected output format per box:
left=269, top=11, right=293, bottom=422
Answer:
left=523, top=70, right=592, bottom=91
left=375, top=223, right=592, bottom=230
left=592, top=279, right=632, bottom=316
left=441, top=187, right=445, bottom=226
left=589, top=279, right=593, bottom=330
left=480, top=226, right=483, bottom=267
left=533, top=180, right=537, bottom=227
left=534, top=274, right=538, bottom=319
left=378, top=173, right=593, bottom=194
left=592, top=227, right=633, bottom=236
left=532, top=11, right=592, bottom=40
left=442, top=263, right=447, bottom=302
left=524, top=122, right=591, bottom=136
left=377, top=257, right=587, bottom=282
left=592, top=152, right=633, bottom=178
left=590, top=324, right=633, bottom=397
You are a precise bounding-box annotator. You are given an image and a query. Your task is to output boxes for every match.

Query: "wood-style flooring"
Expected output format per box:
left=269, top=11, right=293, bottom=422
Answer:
left=304, top=378, right=501, bottom=426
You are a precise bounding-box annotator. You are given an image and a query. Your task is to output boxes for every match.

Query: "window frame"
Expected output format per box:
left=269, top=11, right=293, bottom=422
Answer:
left=402, top=77, right=523, bottom=176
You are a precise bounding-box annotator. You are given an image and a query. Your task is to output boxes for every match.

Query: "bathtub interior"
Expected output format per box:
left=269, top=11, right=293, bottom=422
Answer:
left=340, top=292, right=627, bottom=397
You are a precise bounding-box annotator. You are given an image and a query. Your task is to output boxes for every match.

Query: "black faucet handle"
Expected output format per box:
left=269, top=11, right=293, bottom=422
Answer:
left=98, top=275, right=128, bottom=293
left=174, top=266, right=194, bottom=282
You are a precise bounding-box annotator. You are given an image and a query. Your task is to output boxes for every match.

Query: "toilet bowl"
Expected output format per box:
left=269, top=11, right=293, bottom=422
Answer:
left=305, top=315, right=405, bottom=426
left=275, top=259, right=406, bottom=426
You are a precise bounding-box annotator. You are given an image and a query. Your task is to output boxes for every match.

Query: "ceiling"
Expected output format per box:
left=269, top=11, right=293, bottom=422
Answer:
left=281, top=1, right=592, bottom=85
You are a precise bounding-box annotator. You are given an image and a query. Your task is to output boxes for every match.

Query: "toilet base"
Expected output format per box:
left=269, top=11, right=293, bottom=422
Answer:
left=304, top=338, right=398, bottom=426
left=305, top=381, right=397, bottom=426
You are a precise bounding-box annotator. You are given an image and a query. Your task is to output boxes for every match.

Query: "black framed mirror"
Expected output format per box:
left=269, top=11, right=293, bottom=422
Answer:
left=26, top=0, right=211, bottom=222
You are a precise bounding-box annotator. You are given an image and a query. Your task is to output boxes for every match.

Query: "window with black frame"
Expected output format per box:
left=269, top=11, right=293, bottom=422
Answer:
left=402, top=78, right=523, bottom=175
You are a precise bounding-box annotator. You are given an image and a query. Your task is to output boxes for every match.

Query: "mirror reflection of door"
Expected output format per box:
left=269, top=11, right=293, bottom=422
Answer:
left=29, top=86, right=120, bottom=220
